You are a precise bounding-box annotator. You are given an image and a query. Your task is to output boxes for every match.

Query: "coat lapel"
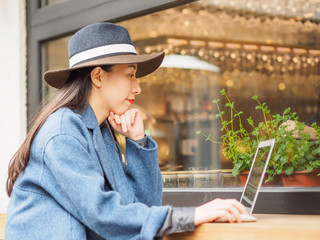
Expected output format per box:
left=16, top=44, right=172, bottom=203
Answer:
left=92, top=127, right=117, bottom=189
left=79, top=105, right=134, bottom=205
left=99, top=123, right=135, bottom=205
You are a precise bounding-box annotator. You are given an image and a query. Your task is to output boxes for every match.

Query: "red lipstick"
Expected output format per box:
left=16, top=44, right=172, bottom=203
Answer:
left=126, top=99, right=134, bottom=105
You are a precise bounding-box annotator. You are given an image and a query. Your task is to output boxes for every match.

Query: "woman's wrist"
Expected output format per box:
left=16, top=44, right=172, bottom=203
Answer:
left=131, top=134, right=147, bottom=147
left=194, top=206, right=203, bottom=225
left=130, top=134, right=145, bottom=141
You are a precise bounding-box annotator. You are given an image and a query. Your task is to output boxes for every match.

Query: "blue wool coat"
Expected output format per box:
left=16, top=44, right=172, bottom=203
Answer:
left=6, top=105, right=169, bottom=240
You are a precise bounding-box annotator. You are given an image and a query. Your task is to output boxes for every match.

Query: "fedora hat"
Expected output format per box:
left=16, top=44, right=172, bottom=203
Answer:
left=44, top=22, right=165, bottom=89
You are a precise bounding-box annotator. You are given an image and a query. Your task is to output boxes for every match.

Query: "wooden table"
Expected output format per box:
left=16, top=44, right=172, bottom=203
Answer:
left=0, top=214, right=5, bottom=240
left=1, top=213, right=319, bottom=239
left=164, top=214, right=320, bottom=240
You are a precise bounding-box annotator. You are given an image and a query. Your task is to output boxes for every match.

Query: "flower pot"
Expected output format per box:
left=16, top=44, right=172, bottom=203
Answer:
left=281, top=170, right=320, bottom=187
left=239, top=171, right=283, bottom=187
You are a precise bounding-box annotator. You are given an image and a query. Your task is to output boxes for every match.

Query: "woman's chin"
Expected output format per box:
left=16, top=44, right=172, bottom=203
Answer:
left=111, top=107, right=129, bottom=115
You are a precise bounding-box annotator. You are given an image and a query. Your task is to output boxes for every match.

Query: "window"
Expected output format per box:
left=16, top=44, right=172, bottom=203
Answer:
left=40, top=0, right=320, bottom=189
left=117, top=1, right=320, bottom=189
left=29, top=0, right=320, bottom=214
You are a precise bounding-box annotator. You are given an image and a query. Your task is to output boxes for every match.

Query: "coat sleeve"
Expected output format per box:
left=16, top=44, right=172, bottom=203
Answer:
left=125, top=136, right=163, bottom=207
left=43, top=133, right=169, bottom=239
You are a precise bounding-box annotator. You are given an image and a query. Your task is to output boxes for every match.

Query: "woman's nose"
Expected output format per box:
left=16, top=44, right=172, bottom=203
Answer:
left=132, top=78, right=141, bottom=95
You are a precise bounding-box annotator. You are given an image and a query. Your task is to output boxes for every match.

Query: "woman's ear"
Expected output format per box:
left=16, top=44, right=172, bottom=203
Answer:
left=90, top=67, right=103, bottom=88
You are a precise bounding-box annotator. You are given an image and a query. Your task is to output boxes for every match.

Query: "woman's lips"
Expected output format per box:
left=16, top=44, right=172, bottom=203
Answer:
left=126, top=99, right=134, bottom=105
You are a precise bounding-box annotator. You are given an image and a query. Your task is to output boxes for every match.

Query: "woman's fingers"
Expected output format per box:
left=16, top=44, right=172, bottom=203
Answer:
left=225, top=199, right=248, bottom=223
left=118, top=111, right=133, bottom=132
left=224, top=212, right=234, bottom=223
left=108, top=109, right=144, bottom=140
left=124, top=111, right=132, bottom=131
left=120, top=114, right=127, bottom=132
left=114, top=113, right=121, bottom=125
left=226, top=205, right=241, bottom=223
left=194, top=198, right=248, bottom=225
left=109, top=110, right=135, bottom=133
left=214, top=199, right=241, bottom=223
left=130, top=109, right=136, bottom=124
left=108, top=111, right=122, bottom=130
left=233, top=199, right=248, bottom=215
left=108, top=111, right=116, bottom=126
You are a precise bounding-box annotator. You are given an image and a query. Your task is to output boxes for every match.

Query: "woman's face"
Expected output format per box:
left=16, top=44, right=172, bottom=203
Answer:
left=98, top=64, right=141, bottom=115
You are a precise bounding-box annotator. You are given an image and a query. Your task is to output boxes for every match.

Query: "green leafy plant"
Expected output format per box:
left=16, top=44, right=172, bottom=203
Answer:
left=197, top=89, right=320, bottom=182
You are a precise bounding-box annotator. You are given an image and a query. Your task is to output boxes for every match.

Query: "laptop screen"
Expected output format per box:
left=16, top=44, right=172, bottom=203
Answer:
left=240, top=139, right=275, bottom=214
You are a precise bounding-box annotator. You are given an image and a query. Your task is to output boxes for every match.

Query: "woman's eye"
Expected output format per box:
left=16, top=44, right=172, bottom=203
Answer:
left=129, top=74, right=135, bottom=78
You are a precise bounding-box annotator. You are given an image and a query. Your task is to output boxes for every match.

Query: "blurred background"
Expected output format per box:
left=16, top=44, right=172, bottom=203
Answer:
left=43, top=0, right=320, bottom=185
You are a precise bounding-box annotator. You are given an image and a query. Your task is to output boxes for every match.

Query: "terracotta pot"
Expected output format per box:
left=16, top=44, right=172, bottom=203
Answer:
left=239, top=171, right=283, bottom=187
left=281, top=170, right=320, bottom=187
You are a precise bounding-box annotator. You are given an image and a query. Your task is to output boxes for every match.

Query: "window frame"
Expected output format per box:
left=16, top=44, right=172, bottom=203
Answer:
left=27, top=0, right=320, bottom=214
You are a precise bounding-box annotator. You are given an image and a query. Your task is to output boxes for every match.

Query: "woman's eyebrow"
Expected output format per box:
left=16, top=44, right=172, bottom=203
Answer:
left=128, top=64, right=137, bottom=70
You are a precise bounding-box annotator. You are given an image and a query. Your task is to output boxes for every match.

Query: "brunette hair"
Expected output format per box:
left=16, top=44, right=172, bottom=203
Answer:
left=6, top=65, right=113, bottom=196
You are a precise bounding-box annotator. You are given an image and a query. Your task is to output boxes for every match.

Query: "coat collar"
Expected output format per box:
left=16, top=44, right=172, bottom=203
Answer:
left=77, top=104, right=117, bottom=149
left=78, top=104, right=100, bottom=130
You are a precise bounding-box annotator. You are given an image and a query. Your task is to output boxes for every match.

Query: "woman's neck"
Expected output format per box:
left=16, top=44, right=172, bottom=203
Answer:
left=88, top=94, right=109, bottom=126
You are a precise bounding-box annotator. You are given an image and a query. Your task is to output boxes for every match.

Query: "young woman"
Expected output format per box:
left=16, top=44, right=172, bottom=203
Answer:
left=6, top=22, right=247, bottom=240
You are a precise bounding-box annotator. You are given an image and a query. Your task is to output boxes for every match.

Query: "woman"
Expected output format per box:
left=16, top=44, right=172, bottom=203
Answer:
left=6, top=22, right=247, bottom=239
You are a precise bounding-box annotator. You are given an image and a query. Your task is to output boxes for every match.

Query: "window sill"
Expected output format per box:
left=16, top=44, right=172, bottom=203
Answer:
left=162, top=187, right=320, bottom=214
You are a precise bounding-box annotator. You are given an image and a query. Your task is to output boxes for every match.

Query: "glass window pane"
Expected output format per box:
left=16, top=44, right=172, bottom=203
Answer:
left=42, top=35, right=70, bottom=100
left=41, top=0, right=320, bottom=189
left=118, top=0, right=320, bottom=188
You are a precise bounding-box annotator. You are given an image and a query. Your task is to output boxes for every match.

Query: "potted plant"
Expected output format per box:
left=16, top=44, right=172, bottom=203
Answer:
left=197, top=89, right=320, bottom=187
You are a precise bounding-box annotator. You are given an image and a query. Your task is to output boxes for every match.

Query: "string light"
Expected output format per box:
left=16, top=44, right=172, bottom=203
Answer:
left=207, top=0, right=320, bottom=20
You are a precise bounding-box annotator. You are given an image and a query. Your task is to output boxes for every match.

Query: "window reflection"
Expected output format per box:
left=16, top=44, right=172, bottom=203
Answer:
left=42, top=0, right=320, bottom=188
left=40, top=0, right=67, bottom=7
left=118, top=1, right=320, bottom=188
left=42, top=36, right=70, bottom=100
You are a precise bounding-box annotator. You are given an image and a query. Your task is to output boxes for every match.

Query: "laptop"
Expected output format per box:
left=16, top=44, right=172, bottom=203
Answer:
left=215, top=138, right=276, bottom=222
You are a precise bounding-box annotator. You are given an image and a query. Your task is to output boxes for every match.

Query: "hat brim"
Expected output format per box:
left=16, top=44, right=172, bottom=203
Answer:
left=44, top=52, right=165, bottom=89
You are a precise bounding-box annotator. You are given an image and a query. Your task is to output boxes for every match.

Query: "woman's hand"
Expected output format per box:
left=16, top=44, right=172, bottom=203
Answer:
left=194, top=198, right=248, bottom=225
left=108, top=109, right=145, bottom=140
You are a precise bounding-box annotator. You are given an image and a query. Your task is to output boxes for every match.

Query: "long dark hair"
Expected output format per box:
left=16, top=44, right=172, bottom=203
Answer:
left=6, top=65, right=113, bottom=196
